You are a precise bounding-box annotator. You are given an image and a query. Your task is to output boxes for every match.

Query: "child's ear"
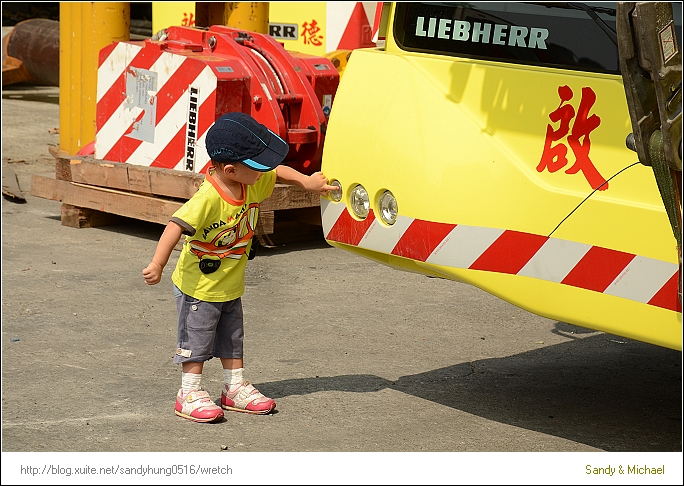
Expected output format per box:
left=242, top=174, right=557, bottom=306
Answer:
left=222, top=164, right=237, bottom=174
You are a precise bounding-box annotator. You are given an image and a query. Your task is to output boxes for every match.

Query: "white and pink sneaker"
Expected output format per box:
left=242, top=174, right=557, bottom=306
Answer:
left=221, top=381, right=276, bottom=414
left=175, top=389, right=224, bottom=423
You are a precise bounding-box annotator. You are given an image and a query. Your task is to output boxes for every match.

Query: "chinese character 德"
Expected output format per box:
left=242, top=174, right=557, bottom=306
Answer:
left=537, top=85, right=607, bottom=191
left=301, top=19, right=323, bottom=46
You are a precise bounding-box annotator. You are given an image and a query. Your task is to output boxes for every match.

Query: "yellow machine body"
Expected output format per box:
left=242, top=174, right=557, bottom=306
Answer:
left=321, top=3, right=682, bottom=350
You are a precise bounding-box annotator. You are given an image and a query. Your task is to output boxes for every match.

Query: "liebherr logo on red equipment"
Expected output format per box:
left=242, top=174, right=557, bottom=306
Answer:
left=185, top=86, right=199, bottom=171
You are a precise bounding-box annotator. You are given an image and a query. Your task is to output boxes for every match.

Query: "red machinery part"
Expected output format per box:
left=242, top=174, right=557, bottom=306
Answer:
left=95, top=26, right=339, bottom=175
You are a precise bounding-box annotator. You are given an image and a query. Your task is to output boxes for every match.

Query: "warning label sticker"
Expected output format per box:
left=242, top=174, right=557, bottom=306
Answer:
left=659, top=21, right=678, bottom=63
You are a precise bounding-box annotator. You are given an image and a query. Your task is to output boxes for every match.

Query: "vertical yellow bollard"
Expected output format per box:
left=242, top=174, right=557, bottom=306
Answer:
left=153, top=3, right=269, bottom=33
left=59, top=2, right=130, bottom=155
left=152, top=2, right=196, bottom=34
left=224, top=2, right=269, bottom=33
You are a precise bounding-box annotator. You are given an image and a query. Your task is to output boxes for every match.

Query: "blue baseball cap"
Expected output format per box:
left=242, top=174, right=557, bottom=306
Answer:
left=205, top=112, right=289, bottom=171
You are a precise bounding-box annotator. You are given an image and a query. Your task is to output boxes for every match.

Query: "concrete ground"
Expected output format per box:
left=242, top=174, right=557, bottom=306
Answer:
left=1, top=84, right=682, bottom=484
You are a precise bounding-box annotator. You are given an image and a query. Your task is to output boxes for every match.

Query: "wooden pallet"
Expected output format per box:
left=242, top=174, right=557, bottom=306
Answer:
left=31, top=148, right=323, bottom=245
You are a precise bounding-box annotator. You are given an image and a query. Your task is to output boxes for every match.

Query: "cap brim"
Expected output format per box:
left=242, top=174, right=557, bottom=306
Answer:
left=240, top=130, right=289, bottom=172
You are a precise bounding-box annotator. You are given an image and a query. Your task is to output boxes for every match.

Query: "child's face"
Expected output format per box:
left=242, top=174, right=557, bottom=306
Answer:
left=223, top=162, right=263, bottom=186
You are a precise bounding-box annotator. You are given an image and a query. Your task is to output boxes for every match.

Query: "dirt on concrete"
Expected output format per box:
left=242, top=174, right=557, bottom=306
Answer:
left=1, top=84, right=682, bottom=484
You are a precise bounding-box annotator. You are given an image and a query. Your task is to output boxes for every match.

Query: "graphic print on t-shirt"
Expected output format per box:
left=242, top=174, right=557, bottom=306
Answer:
left=187, top=203, right=259, bottom=261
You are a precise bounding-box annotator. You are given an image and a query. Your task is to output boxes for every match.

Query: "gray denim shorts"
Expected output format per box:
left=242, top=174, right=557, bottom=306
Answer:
left=173, top=285, right=244, bottom=364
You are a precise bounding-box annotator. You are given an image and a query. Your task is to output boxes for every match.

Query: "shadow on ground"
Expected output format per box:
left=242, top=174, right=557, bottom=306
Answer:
left=2, top=86, right=60, bottom=105
left=257, top=328, right=682, bottom=452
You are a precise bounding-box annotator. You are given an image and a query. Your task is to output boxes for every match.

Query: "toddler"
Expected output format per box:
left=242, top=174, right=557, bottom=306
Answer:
left=143, top=112, right=335, bottom=422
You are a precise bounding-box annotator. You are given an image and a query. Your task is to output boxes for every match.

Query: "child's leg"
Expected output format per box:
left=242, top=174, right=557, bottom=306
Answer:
left=172, top=286, right=223, bottom=423
left=214, top=299, right=276, bottom=414
left=180, top=362, right=203, bottom=393
left=220, top=362, right=275, bottom=414
left=219, top=358, right=243, bottom=385
left=182, top=361, right=205, bottom=374
left=220, top=358, right=243, bottom=370
left=220, top=358, right=243, bottom=386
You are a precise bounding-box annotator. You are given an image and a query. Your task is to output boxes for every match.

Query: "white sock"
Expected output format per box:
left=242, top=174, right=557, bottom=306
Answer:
left=223, top=367, right=244, bottom=389
left=181, top=372, right=202, bottom=394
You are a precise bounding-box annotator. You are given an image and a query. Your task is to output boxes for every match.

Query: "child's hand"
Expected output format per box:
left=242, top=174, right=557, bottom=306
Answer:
left=305, top=172, right=338, bottom=195
left=142, top=262, right=164, bottom=285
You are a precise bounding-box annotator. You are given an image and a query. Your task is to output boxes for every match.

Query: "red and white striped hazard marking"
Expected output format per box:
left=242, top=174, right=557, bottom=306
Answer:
left=326, top=2, right=378, bottom=51
left=95, top=42, right=216, bottom=173
left=321, top=199, right=682, bottom=313
left=371, top=2, right=384, bottom=43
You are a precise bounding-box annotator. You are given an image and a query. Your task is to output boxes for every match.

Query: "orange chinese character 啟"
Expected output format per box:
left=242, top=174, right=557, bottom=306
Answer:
left=537, top=85, right=607, bottom=191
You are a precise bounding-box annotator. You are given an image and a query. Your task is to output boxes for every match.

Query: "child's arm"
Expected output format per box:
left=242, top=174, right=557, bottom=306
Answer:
left=275, top=165, right=337, bottom=195
left=142, top=221, right=184, bottom=285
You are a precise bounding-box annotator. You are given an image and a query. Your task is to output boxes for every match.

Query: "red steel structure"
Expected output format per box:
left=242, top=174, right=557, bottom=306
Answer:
left=95, top=25, right=339, bottom=175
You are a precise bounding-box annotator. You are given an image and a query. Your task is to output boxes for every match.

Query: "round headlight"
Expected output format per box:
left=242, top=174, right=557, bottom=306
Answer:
left=378, top=190, right=398, bottom=225
left=329, top=180, right=342, bottom=202
left=350, top=184, right=370, bottom=219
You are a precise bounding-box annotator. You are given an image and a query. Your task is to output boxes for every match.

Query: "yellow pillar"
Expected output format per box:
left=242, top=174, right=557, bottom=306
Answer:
left=60, top=2, right=130, bottom=155
left=154, top=3, right=269, bottom=33
left=224, top=3, right=269, bottom=33
left=152, top=2, right=195, bottom=33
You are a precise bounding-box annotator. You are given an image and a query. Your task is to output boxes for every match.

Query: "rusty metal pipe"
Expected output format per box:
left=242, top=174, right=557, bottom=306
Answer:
left=5, top=18, right=60, bottom=86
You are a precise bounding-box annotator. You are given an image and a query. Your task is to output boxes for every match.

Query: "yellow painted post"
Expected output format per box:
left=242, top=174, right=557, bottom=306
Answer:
left=152, top=2, right=196, bottom=33
left=153, top=3, right=269, bottom=34
left=224, top=2, right=269, bottom=33
left=59, top=2, right=130, bottom=155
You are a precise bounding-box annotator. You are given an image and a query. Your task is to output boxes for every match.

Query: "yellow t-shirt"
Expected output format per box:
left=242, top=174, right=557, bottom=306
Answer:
left=170, top=169, right=276, bottom=302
